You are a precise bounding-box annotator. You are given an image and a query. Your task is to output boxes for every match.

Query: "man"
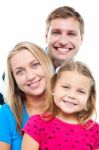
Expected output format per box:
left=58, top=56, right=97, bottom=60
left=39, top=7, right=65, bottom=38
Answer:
left=0, top=72, right=5, bottom=105
left=0, top=93, right=4, bottom=105
left=45, top=6, right=84, bottom=70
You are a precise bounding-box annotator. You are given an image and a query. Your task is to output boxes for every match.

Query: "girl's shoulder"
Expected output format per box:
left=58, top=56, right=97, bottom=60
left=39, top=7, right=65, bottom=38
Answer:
left=28, top=114, right=42, bottom=123
left=84, top=119, right=99, bottom=130
left=27, top=113, right=54, bottom=126
left=29, top=113, right=54, bottom=123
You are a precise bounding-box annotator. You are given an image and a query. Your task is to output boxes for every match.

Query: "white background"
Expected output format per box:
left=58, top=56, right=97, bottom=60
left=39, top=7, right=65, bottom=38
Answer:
left=0, top=0, right=99, bottom=122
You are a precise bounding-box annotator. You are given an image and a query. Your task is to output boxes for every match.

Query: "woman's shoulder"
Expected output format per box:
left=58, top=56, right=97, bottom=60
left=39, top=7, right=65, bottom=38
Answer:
left=0, top=103, right=14, bottom=120
left=0, top=103, right=11, bottom=113
left=0, top=104, right=20, bottom=145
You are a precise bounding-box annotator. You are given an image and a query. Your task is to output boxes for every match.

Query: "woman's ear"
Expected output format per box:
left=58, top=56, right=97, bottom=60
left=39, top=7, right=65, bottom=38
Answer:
left=52, top=92, right=54, bottom=96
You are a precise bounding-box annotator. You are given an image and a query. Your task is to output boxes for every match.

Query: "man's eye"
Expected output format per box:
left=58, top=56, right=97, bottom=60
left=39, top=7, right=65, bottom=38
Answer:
left=51, top=31, right=60, bottom=35
left=68, top=32, right=77, bottom=36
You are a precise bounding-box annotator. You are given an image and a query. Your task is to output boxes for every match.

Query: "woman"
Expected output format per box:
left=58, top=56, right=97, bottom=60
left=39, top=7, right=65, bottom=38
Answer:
left=0, top=41, right=53, bottom=150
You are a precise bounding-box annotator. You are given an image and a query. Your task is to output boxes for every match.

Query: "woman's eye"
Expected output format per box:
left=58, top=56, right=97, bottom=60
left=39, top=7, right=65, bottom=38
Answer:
left=32, top=62, right=40, bottom=68
left=16, top=70, right=24, bottom=75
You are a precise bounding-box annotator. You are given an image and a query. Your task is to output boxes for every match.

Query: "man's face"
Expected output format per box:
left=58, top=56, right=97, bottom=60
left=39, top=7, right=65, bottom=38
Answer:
left=46, top=17, right=83, bottom=67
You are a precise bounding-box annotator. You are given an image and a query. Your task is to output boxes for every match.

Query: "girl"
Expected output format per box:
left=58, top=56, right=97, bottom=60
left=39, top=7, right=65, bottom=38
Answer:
left=22, top=60, right=99, bottom=150
left=0, top=41, right=53, bottom=150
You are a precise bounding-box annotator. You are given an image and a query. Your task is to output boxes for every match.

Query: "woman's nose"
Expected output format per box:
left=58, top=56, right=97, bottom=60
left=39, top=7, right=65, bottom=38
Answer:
left=26, top=70, right=36, bottom=80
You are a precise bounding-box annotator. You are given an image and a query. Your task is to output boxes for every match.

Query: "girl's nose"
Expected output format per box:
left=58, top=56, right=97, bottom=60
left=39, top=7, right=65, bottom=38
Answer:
left=67, top=90, right=76, bottom=99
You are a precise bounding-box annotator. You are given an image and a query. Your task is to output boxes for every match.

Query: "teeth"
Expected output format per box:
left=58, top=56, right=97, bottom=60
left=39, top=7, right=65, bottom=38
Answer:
left=58, top=48, right=69, bottom=52
left=64, top=101, right=75, bottom=107
left=63, top=100, right=77, bottom=105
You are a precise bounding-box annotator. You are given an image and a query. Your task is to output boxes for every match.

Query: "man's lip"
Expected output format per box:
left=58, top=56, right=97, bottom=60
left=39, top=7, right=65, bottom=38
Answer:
left=55, top=47, right=73, bottom=53
left=57, top=48, right=72, bottom=51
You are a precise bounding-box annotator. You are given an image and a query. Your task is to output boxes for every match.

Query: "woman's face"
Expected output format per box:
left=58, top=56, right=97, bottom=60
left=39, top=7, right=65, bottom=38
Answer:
left=10, top=49, right=47, bottom=96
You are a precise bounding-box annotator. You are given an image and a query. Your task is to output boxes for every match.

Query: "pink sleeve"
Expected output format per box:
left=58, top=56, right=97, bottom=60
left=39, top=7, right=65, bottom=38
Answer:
left=93, top=122, right=99, bottom=148
left=22, top=115, right=42, bottom=143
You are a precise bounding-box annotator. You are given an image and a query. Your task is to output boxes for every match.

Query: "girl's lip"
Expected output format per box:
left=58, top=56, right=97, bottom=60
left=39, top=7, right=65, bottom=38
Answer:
left=63, top=99, right=77, bottom=105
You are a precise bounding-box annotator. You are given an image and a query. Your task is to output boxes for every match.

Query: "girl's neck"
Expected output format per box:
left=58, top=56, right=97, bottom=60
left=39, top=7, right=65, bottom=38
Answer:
left=56, top=112, right=79, bottom=124
left=25, top=93, right=46, bottom=116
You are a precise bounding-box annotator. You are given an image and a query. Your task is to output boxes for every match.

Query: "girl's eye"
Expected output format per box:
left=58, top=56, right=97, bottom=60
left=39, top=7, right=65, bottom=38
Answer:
left=78, top=90, right=85, bottom=94
left=32, top=62, right=40, bottom=69
left=62, top=86, right=69, bottom=89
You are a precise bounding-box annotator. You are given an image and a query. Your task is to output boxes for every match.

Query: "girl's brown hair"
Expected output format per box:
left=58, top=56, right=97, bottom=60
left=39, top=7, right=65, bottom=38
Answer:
left=45, top=60, right=96, bottom=124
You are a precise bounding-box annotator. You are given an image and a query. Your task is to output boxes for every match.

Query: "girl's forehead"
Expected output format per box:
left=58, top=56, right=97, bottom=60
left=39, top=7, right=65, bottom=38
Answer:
left=58, top=71, right=92, bottom=83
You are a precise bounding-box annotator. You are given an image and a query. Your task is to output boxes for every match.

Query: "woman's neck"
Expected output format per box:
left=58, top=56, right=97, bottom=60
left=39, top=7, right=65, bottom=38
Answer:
left=25, top=93, right=46, bottom=116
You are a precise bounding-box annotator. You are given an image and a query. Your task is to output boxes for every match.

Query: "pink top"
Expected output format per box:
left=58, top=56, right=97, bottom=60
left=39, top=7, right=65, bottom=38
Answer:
left=23, top=115, right=99, bottom=150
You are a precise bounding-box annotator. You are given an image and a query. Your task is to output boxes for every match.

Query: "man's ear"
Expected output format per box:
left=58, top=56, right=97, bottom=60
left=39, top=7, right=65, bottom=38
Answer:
left=45, top=32, right=48, bottom=43
left=81, top=34, right=84, bottom=44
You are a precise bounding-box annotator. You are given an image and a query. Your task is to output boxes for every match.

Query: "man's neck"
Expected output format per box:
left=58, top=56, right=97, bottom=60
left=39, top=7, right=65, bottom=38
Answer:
left=51, top=58, right=64, bottom=69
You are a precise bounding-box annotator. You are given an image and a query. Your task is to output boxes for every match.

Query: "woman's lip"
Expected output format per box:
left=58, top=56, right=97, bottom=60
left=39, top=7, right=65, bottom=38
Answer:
left=28, top=79, right=41, bottom=88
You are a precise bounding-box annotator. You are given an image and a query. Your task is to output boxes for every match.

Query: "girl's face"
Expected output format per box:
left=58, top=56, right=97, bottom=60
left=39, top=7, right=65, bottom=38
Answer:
left=10, top=49, right=47, bottom=97
left=53, top=71, right=92, bottom=119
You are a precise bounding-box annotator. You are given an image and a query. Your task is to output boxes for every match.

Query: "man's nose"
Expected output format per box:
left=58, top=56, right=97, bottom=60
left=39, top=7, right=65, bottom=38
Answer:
left=58, top=34, right=69, bottom=45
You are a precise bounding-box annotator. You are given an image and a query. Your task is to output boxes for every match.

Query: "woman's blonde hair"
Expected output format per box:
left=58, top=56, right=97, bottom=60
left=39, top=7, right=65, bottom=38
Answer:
left=45, top=60, right=96, bottom=124
left=5, top=41, right=53, bottom=133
